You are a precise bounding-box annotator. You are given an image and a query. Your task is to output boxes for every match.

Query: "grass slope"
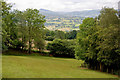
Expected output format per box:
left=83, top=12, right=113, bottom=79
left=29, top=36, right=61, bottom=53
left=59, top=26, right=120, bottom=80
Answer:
left=2, top=55, right=117, bottom=78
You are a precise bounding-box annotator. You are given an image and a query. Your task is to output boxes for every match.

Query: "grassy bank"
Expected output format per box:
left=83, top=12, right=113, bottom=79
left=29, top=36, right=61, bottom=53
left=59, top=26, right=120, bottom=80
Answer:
left=2, top=55, right=118, bottom=78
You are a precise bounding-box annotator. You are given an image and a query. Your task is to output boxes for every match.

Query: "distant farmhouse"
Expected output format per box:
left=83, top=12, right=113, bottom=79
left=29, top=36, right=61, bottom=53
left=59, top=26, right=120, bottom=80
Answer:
left=118, top=1, right=120, bottom=18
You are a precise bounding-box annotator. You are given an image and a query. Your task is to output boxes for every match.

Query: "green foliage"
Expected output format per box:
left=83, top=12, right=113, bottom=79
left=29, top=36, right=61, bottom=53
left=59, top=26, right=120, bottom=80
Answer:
left=55, top=30, right=66, bottom=39
left=34, top=38, right=45, bottom=52
left=45, top=29, right=77, bottom=41
left=75, top=7, right=120, bottom=75
left=2, top=1, right=19, bottom=51
left=11, top=39, right=23, bottom=49
left=75, top=17, right=96, bottom=60
left=45, top=30, right=55, bottom=41
left=97, top=25, right=120, bottom=70
left=23, top=9, right=46, bottom=53
left=14, top=10, right=28, bottom=49
left=99, top=7, right=119, bottom=27
left=80, top=18, right=96, bottom=29
left=2, top=1, right=46, bottom=53
left=66, top=30, right=77, bottom=39
left=45, top=36, right=54, bottom=41
left=97, top=8, right=120, bottom=72
left=47, top=39, right=76, bottom=58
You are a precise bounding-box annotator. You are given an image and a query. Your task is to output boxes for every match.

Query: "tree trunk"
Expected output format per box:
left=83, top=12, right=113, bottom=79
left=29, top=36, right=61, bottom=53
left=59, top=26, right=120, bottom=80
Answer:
left=100, top=62, right=102, bottom=72
left=111, top=69, right=114, bottom=74
left=21, top=22, right=24, bottom=50
left=28, top=22, right=31, bottom=54
left=107, top=68, right=109, bottom=73
left=22, top=35, right=24, bottom=50
left=28, top=40, right=31, bottom=54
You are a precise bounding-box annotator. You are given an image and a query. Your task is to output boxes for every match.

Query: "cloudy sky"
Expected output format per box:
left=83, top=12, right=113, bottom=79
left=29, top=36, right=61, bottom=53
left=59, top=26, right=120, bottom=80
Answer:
left=6, top=0, right=120, bottom=12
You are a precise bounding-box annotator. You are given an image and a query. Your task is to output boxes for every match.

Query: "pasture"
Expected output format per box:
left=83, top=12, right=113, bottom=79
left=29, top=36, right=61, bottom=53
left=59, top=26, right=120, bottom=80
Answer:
left=2, top=55, right=117, bottom=78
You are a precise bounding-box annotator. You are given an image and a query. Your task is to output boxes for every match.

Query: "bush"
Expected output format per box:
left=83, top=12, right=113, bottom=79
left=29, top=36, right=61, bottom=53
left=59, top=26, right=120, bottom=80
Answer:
left=46, top=39, right=76, bottom=58
left=11, top=39, right=24, bottom=49
left=45, top=36, right=54, bottom=41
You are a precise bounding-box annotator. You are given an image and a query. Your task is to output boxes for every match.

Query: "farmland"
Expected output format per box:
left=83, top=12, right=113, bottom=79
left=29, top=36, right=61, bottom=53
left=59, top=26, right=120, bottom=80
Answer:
left=45, top=17, right=82, bottom=31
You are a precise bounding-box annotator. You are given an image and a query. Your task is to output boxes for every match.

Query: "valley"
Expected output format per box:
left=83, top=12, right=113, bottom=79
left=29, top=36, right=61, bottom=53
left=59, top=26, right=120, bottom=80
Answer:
left=39, top=9, right=100, bottom=31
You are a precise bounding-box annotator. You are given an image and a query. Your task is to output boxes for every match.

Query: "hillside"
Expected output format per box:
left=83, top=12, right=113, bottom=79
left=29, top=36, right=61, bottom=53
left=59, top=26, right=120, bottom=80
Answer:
left=2, top=55, right=117, bottom=78
left=39, top=9, right=100, bottom=18
left=39, top=9, right=100, bottom=31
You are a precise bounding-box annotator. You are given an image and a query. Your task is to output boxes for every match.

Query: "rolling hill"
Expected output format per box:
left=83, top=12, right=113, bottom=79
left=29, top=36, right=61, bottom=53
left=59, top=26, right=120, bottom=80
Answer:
left=39, top=9, right=100, bottom=31
left=39, top=9, right=100, bottom=18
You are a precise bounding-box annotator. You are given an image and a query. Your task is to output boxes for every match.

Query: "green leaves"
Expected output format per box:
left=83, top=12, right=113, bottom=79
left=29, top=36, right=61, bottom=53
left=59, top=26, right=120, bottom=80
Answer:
left=19, top=9, right=46, bottom=53
left=75, top=18, right=96, bottom=60
left=75, top=7, right=120, bottom=73
left=99, top=7, right=119, bottom=27
left=47, top=39, right=76, bottom=58
left=2, top=1, right=46, bottom=53
left=2, top=1, right=18, bottom=51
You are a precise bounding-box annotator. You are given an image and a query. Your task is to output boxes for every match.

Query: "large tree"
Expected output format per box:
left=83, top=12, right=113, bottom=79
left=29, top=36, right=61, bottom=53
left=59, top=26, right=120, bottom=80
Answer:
left=2, top=1, right=19, bottom=50
left=99, top=7, right=119, bottom=27
left=75, top=18, right=96, bottom=60
left=97, top=7, right=120, bottom=72
left=14, top=10, right=28, bottom=50
left=2, top=1, right=46, bottom=53
left=23, top=9, right=46, bottom=53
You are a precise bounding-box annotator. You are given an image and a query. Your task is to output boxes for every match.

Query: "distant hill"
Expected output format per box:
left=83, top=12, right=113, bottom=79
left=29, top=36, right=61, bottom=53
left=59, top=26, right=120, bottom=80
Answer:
left=68, top=10, right=100, bottom=17
left=39, top=9, right=100, bottom=31
left=39, top=9, right=100, bottom=18
left=39, top=9, right=63, bottom=18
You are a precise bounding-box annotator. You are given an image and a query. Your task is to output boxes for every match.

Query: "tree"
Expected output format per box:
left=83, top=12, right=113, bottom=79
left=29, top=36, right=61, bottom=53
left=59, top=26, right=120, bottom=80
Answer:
left=97, top=25, right=120, bottom=72
left=99, top=7, right=119, bottom=27
left=75, top=8, right=120, bottom=75
left=2, top=1, right=11, bottom=51
left=34, top=38, right=45, bottom=52
left=14, top=10, right=28, bottom=50
left=75, top=18, right=96, bottom=60
left=96, top=8, right=120, bottom=73
left=2, top=1, right=19, bottom=50
left=66, top=30, right=77, bottom=39
left=55, top=30, right=66, bottom=39
left=2, top=0, right=46, bottom=53
left=33, top=28, right=46, bottom=52
left=45, top=29, right=55, bottom=41
left=23, top=9, right=46, bottom=53
left=47, top=39, right=76, bottom=58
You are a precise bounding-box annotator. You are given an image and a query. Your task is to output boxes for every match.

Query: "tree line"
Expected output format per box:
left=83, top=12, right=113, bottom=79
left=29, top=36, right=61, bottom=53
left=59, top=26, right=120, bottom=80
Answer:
left=2, top=1, right=77, bottom=56
left=75, top=8, right=120, bottom=75
left=45, top=30, right=77, bottom=41
left=2, top=1, right=46, bottom=53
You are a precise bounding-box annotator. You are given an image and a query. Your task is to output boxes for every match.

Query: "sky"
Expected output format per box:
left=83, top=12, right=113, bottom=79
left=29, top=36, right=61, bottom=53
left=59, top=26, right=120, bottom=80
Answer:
left=6, top=0, right=120, bottom=12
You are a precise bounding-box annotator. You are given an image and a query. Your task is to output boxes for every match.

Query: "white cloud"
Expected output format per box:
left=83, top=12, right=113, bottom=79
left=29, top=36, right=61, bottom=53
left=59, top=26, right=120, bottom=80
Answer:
left=6, top=0, right=120, bottom=12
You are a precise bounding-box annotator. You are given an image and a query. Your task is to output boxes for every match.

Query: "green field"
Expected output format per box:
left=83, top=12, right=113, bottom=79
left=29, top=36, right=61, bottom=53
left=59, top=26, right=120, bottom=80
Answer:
left=2, top=55, right=118, bottom=78
left=45, top=17, right=81, bottom=31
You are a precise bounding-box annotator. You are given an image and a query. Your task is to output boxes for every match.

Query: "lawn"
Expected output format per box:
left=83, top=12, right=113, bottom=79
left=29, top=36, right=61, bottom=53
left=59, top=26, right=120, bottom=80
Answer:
left=2, top=55, right=118, bottom=78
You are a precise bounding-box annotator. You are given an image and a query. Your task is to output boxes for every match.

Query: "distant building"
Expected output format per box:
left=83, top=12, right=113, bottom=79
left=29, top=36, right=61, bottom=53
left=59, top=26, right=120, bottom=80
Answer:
left=118, top=1, right=120, bottom=18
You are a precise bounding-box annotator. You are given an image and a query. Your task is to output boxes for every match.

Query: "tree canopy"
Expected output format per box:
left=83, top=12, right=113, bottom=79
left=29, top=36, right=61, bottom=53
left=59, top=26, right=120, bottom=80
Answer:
left=2, top=1, right=46, bottom=53
left=75, top=7, right=120, bottom=74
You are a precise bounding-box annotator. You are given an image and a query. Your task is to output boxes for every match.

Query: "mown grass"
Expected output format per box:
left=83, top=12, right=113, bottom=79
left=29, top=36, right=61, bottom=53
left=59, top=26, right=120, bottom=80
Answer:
left=2, top=55, right=118, bottom=78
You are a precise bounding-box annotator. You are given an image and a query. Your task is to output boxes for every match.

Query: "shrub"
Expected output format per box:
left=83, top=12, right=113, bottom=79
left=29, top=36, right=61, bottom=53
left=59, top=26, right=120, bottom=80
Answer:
left=46, top=39, right=76, bottom=58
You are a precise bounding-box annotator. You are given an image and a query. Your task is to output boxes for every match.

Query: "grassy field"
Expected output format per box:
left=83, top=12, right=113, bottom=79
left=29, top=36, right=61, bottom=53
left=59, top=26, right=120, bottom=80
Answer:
left=2, top=55, right=118, bottom=78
